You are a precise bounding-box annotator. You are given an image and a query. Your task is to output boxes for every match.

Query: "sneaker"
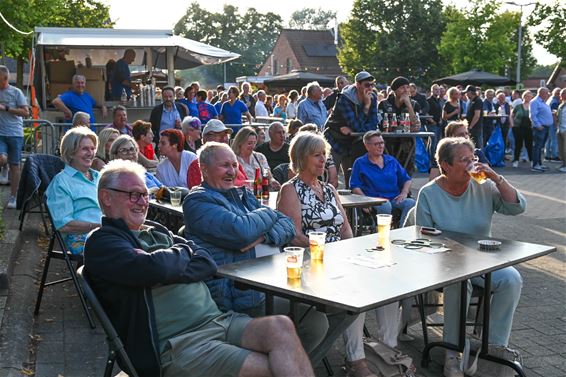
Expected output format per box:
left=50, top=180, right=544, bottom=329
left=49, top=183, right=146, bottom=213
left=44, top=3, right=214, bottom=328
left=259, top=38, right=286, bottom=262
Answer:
left=540, top=164, right=549, bottom=170
left=0, top=166, right=8, bottom=185
left=550, top=158, right=561, bottom=163
left=443, top=354, right=464, bottom=377
left=558, top=166, right=566, bottom=173
left=488, top=345, right=523, bottom=377
left=531, top=165, right=545, bottom=172
left=6, top=195, right=16, bottom=209
left=512, top=160, right=519, bottom=168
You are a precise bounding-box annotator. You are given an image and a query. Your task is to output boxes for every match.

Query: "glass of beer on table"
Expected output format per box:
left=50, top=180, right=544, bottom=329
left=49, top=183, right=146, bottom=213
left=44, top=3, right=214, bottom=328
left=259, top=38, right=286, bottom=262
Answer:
left=285, top=247, right=304, bottom=280
left=309, top=231, right=326, bottom=261
left=377, top=214, right=393, bottom=247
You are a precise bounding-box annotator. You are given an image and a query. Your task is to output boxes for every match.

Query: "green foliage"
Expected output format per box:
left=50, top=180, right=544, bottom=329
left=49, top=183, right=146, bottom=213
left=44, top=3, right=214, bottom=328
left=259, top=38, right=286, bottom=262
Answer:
left=288, top=8, right=337, bottom=30
left=438, top=0, right=535, bottom=80
left=174, top=3, right=282, bottom=84
left=528, top=1, right=566, bottom=60
left=337, top=0, right=445, bottom=86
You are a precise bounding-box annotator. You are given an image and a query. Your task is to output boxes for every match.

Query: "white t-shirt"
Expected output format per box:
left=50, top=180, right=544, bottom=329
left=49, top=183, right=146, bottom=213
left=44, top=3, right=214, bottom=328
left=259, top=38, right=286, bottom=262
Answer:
left=255, top=101, right=269, bottom=117
left=156, top=150, right=197, bottom=187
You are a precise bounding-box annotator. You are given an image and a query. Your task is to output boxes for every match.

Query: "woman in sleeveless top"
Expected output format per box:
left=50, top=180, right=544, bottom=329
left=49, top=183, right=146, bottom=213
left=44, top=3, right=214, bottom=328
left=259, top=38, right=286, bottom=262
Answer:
left=278, top=133, right=380, bottom=377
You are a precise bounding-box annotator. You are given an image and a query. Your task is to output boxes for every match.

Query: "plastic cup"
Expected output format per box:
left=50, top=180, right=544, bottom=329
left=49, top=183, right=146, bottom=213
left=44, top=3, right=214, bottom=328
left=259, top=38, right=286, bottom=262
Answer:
left=376, top=214, right=393, bottom=247
left=466, top=163, right=487, bottom=184
left=309, top=231, right=326, bottom=261
left=284, top=247, right=304, bottom=279
left=170, top=189, right=182, bottom=206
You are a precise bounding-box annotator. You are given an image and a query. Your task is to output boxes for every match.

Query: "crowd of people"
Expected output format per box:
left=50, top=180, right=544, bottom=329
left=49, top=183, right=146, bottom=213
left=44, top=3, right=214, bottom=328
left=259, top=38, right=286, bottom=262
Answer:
left=1, top=62, right=565, bottom=377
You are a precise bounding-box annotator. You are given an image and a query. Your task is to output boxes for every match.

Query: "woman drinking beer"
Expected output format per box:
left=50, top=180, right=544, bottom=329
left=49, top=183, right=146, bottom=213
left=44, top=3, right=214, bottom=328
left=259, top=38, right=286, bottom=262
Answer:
left=415, top=137, right=526, bottom=377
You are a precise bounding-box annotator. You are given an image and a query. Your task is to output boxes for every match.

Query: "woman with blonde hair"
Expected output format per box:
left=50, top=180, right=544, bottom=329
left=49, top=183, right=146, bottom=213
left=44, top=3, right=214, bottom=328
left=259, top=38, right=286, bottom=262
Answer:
left=92, top=128, right=119, bottom=171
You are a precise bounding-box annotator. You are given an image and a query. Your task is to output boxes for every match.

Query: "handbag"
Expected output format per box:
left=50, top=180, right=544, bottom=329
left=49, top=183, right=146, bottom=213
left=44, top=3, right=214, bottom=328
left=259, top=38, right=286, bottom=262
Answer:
left=414, top=137, right=430, bottom=173
left=485, top=126, right=505, bottom=167
left=363, top=337, right=416, bottom=377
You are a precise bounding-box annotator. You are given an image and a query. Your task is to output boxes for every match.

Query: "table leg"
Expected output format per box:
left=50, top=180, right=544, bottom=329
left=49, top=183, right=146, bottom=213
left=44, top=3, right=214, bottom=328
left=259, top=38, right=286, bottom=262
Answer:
left=309, top=311, right=358, bottom=367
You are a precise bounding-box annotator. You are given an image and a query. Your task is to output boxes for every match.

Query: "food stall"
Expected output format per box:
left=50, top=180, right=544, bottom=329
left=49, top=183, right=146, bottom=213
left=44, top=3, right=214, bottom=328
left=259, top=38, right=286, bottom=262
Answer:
left=34, top=27, right=240, bottom=123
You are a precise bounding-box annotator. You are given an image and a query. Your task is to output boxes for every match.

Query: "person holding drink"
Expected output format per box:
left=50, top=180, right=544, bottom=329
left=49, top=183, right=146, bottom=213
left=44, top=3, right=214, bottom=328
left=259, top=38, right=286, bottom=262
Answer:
left=182, top=142, right=329, bottom=354
left=415, top=137, right=526, bottom=377
left=278, top=132, right=406, bottom=377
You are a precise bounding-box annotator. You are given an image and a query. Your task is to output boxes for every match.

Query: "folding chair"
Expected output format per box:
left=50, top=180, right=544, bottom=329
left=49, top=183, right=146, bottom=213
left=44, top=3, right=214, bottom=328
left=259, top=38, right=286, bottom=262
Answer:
left=77, top=266, right=139, bottom=377
left=34, top=199, right=96, bottom=329
left=17, top=154, right=65, bottom=234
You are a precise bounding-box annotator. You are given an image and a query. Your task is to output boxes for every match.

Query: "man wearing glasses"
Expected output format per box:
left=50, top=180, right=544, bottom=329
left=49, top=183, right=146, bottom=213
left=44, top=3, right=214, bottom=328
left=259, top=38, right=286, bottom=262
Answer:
left=323, top=71, right=380, bottom=176
left=84, top=159, right=314, bottom=377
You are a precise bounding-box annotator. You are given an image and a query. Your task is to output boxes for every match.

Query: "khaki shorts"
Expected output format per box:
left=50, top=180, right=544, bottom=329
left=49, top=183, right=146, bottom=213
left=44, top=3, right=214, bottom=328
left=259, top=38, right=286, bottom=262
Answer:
left=161, top=312, right=252, bottom=377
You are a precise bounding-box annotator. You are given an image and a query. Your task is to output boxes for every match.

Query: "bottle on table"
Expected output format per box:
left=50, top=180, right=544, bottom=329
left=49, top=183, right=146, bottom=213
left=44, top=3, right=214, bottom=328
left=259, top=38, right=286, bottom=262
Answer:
left=261, top=169, right=270, bottom=200
left=403, top=113, right=411, bottom=133
left=382, top=114, right=389, bottom=132
left=253, top=167, right=262, bottom=199
left=391, top=114, right=398, bottom=132
left=120, top=89, right=128, bottom=105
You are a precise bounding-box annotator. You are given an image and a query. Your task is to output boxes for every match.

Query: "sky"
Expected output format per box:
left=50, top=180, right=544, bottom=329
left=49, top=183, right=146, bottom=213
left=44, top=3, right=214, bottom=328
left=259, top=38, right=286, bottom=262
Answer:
left=100, top=0, right=558, bottom=66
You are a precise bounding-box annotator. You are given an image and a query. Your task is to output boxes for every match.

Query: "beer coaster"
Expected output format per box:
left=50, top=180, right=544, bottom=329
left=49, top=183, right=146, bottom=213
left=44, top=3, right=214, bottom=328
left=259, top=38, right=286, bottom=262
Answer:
left=478, top=240, right=501, bottom=251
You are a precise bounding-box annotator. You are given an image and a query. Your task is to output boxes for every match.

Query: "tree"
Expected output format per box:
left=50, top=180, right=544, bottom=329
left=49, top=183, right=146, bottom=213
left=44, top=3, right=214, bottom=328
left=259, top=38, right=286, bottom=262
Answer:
left=288, top=8, right=337, bottom=30
left=0, top=0, right=113, bottom=86
left=438, top=0, right=536, bottom=81
left=337, top=0, right=446, bottom=87
left=174, top=3, right=282, bottom=85
left=528, top=1, right=566, bottom=60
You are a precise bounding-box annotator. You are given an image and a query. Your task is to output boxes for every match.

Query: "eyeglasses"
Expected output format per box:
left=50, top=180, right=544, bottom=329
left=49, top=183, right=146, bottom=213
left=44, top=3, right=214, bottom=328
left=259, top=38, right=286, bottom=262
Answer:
left=106, top=187, right=149, bottom=203
left=459, top=156, right=479, bottom=165
left=362, top=82, right=375, bottom=88
left=117, top=146, right=137, bottom=155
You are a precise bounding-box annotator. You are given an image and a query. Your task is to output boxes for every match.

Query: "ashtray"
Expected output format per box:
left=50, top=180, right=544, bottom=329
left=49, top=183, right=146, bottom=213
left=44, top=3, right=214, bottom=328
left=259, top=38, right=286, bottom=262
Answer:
left=478, top=240, right=502, bottom=251
left=338, top=189, right=352, bottom=195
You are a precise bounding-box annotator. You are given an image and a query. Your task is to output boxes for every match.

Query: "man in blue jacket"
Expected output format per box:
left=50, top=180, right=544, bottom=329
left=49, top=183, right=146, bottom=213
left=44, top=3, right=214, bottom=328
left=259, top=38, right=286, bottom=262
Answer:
left=183, top=142, right=329, bottom=353
left=84, top=159, right=313, bottom=377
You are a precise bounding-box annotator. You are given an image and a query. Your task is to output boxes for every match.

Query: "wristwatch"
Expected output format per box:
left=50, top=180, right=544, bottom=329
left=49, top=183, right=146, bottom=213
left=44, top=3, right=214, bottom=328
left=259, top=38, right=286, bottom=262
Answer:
left=495, top=175, right=505, bottom=185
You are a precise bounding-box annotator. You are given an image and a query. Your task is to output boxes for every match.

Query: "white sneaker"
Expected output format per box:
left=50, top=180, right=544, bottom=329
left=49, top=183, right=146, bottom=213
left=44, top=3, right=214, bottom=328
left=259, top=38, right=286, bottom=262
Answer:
left=531, top=165, right=545, bottom=172
left=6, top=195, right=16, bottom=209
left=540, top=164, right=549, bottom=170
left=512, top=160, right=519, bottom=168
left=443, top=355, right=464, bottom=377
left=558, top=166, right=566, bottom=173
left=0, top=166, right=9, bottom=185
left=488, top=345, right=523, bottom=377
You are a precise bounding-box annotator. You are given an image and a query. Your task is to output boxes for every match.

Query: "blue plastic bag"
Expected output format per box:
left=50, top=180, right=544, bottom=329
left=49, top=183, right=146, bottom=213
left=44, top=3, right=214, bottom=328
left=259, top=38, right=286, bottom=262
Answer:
left=415, top=137, right=430, bottom=173
left=485, top=126, right=505, bottom=167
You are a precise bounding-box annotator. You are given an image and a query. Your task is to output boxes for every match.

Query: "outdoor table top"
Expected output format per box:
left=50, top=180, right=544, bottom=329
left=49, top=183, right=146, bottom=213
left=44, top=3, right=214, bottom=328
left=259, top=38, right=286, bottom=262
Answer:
left=150, top=192, right=387, bottom=217
left=216, top=226, right=555, bottom=313
left=483, top=114, right=505, bottom=118
left=350, top=131, right=434, bottom=138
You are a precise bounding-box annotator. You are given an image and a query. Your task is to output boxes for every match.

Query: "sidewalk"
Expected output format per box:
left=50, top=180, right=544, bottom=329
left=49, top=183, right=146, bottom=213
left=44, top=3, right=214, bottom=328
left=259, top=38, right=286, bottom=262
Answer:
left=0, top=164, right=564, bottom=377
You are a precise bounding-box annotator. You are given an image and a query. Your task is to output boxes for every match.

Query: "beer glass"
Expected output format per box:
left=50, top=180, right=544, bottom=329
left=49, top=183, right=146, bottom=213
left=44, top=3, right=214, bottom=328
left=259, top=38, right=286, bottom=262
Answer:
left=309, top=232, right=326, bottom=261
left=170, top=189, right=182, bottom=206
left=377, top=214, right=393, bottom=247
left=466, top=160, right=487, bottom=184
left=284, top=247, right=304, bottom=279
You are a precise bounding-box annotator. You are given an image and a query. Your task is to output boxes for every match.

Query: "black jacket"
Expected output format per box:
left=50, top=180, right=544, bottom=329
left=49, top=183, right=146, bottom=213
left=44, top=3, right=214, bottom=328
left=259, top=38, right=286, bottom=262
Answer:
left=84, top=217, right=216, bottom=377
left=149, top=103, right=188, bottom=143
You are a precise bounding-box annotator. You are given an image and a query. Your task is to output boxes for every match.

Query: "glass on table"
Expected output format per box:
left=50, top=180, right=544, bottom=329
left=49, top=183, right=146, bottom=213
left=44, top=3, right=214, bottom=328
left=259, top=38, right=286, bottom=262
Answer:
left=308, top=231, right=326, bottom=261
left=170, top=189, right=182, bottom=206
left=376, top=214, right=393, bottom=248
left=284, top=247, right=304, bottom=279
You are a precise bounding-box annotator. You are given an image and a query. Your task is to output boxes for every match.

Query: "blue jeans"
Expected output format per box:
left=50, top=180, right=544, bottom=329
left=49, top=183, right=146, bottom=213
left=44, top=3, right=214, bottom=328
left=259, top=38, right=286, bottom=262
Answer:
left=443, top=267, right=522, bottom=346
left=373, top=198, right=416, bottom=228
left=545, top=122, right=558, bottom=158
left=532, top=127, right=549, bottom=166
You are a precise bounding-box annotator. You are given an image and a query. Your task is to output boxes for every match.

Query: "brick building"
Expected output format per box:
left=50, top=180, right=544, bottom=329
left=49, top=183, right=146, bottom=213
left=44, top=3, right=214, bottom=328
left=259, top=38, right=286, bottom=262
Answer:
left=258, top=29, right=343, bottom=77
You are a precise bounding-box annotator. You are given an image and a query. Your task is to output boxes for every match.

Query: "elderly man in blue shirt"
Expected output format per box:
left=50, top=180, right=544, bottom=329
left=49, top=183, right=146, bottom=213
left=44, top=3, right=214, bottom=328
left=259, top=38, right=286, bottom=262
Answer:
left=529, top=87, right=554, bottom=172
left=297, top=81, right=328, bottom=129
left=349, top=130, right=415, bottom=226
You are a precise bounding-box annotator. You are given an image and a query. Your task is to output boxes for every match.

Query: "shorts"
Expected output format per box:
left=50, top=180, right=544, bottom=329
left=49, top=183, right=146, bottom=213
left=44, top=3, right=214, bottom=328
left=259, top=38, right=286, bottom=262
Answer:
left=161, top=311, right=252, bottom=377
left=0, top=136, right=24, bottom=165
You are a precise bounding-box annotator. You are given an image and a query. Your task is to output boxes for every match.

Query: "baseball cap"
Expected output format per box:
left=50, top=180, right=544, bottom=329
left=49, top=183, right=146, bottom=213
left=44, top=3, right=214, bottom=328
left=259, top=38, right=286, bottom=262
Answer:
left=202, top=119, right=233, bottom=136
left=355, top=71, right=375, bottom=82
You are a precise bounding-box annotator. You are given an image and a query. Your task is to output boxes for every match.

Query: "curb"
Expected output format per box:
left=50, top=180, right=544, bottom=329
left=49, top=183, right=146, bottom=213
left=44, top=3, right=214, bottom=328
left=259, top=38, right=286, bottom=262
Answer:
left=0, top=211, right=43, bottom=376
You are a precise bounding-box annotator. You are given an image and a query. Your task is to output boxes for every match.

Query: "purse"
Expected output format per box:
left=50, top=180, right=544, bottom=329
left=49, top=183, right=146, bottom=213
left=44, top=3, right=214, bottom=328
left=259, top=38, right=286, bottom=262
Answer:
left=363, top=337, right=417, bottom=377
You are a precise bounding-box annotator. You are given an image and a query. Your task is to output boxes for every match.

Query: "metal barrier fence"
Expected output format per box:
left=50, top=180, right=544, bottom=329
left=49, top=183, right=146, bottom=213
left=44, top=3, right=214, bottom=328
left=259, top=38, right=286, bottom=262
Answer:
left=23, top=120, right=109, bottom=156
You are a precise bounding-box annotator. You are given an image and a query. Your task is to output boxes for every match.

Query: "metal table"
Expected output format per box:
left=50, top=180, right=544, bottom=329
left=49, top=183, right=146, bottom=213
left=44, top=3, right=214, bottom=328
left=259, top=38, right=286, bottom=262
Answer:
left=216, top=226, right=555, bottom=373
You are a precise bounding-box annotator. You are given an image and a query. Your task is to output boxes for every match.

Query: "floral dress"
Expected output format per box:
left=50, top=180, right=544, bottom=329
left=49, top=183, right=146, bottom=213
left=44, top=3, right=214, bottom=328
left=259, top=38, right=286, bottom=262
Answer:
left=291, top=177, right=344, bottom=243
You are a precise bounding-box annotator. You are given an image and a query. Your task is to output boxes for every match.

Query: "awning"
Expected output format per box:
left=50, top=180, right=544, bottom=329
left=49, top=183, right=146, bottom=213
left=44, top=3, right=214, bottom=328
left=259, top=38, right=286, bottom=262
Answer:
left=35, top=27, right=240, bottom=69
left=263, top=71, right=336, bottom=87
left=433, top=69, right=516, bottom=86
